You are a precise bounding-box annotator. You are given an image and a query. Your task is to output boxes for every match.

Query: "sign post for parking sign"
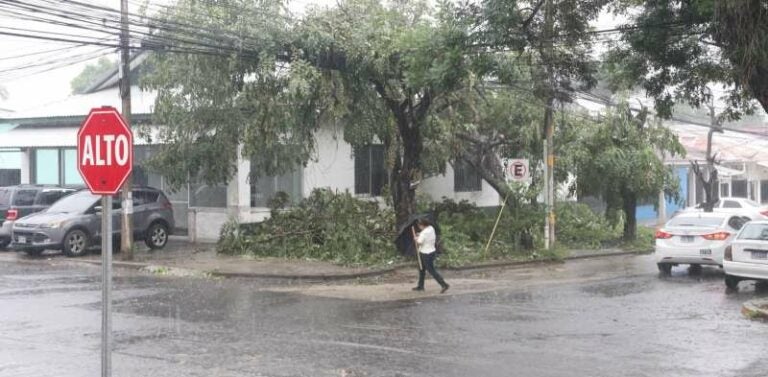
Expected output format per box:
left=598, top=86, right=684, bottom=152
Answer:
left=77, top=106, right=133, bottom=377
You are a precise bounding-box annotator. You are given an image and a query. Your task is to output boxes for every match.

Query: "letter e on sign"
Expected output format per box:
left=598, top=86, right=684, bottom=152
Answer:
left=77, top=107, right=133, bottom=195
left=504, top=159, right=530, bottom=182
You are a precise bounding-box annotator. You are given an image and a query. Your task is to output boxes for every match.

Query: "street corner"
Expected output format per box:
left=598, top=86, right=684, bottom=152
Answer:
left=741, top=299, right=768, bottom=322
left=266, top=278, right=509, bottom=302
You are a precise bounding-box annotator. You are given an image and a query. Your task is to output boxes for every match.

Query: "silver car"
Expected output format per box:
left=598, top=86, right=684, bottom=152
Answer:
left=11, top=188, right=174, bottom=257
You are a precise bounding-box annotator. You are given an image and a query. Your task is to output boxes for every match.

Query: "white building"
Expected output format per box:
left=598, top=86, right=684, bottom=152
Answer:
left=0, top=65, right=501, bottom=242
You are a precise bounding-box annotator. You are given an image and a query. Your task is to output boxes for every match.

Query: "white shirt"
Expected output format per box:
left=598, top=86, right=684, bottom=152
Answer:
left=416, top=226, right=436, bottom=254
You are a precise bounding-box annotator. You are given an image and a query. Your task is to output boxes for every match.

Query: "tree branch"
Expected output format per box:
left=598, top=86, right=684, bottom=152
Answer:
left=522, top=0, right=546, bottom=31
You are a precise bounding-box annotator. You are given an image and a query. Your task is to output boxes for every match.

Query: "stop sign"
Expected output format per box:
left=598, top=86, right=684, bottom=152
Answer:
left=77, top=107, right=133, bottom=195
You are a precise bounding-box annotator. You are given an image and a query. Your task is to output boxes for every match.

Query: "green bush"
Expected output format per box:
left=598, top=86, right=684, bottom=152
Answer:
left=428, top=198, right=547, bottom=266
left=554, top=201, right=621, bottom=249
left=217, top=189, right=400, bottom=266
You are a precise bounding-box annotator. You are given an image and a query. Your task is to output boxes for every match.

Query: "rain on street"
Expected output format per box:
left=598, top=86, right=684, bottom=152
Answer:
left=1, top=254, right=767, bottom=377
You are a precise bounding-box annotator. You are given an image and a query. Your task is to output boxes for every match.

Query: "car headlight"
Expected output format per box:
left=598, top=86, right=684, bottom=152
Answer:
left=39, top=221, right=63, bottom=229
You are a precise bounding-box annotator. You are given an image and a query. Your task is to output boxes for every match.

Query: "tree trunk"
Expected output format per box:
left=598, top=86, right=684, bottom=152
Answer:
left=715, top=0, right=768, bottom=114
left=622, top=191, right=637, bottom=241
left=463, top=155, right=514, bottom=203
left=393, top=117, right=422, bottom=226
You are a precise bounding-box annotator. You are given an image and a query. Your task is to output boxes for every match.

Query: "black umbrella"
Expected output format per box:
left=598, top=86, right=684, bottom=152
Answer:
left=394, top=212, right=440, bottom=256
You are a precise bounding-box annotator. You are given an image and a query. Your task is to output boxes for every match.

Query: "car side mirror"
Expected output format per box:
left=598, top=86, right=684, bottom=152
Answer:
left=93, top=206, right=102, bottom=214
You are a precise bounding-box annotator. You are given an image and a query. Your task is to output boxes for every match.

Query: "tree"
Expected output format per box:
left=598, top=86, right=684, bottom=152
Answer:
left=70, top=57, right=116, bottom=94
left=605, top=0, right=768, bottom=119
left=142, top=0, right=483, bottom=226
left=565, top=103, right=685, bottom=241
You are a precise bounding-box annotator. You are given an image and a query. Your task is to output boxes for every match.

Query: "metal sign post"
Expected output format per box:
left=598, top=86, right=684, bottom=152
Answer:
left=101, top=195, right=112, bottom=377
left=76, top=106, right=132, bottom=377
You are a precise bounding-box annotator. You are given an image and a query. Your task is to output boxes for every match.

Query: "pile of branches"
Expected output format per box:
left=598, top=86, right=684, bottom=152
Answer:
left=218, top=188, right=398, bottom=266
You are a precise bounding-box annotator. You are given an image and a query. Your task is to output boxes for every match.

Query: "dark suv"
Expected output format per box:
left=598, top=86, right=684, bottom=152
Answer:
left=0, top=185, right=76, bottom=250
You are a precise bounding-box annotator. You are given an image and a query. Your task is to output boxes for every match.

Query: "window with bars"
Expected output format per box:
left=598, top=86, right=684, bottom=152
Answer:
left=453, top=159, right=482, bottom=192
left=250, top=167, right=303, bottom=208
left=354, top=145, right=387, bottom=196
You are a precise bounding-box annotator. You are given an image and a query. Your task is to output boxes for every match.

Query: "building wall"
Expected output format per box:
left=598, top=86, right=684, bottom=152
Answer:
left=636, top=166, right=689, bottom=223
left=420, top=164, right=501, bottom=207
left=302, top=127, right=356, bottom=197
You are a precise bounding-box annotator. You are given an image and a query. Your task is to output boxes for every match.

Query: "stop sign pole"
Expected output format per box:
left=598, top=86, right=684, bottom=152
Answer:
left=77, top=106, right=133, bottom=377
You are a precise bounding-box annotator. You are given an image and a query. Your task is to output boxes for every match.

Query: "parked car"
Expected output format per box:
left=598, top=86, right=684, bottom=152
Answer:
left=655, top=212, right=750, bottom=274
left=11, top=187, right=174, bottom=257
left=681, top=197, right=768, bottom=220
left=723, top=220, right=768, bottom=290
left=0, top=185, right=76, bottom=250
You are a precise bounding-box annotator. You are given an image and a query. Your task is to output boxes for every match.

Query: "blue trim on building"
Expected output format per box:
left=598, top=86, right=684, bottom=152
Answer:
left=636, top=167, right=689, bottom=222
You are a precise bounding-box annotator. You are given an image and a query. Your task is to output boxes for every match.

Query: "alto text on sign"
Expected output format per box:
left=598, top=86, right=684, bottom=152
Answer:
left=77, top=107, right=133, bottom=195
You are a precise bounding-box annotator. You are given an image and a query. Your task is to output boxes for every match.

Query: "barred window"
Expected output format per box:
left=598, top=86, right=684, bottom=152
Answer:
left=354, top=145, right=387, bottom=196
left=454, top=159, right=482, bottom=192
left=251, top=169, right=302, bottom=208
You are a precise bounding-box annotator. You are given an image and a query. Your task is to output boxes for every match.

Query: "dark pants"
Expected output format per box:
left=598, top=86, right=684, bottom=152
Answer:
left=416, top=252, right=448, bottom=289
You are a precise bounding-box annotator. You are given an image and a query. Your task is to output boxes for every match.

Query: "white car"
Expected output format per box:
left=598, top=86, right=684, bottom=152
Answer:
left=681, top=197, right=768, bottom=220
left=655, top=212, right=750, bottom=274
left=723, top=220, right=768, bottom=290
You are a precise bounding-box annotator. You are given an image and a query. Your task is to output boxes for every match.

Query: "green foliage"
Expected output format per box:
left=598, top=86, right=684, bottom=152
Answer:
left=561, top=102, right=685, bottom=239
left=555, top=202, right=621, bottom=249
left=70, top=57, right=115, bottom=94
left=217, top=189, right=400, bottom=266
left=605, top=0, right=768, bottom=118
left=425, top=198, right=546, bottom=266
left=621, top=226, right=655, bottom=253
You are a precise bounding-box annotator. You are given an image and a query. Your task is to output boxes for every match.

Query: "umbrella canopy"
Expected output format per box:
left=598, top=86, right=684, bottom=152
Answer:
left=394, top=212, right=440, bottom=256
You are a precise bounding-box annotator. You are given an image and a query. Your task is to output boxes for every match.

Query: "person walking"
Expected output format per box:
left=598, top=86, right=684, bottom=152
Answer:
left=412, top=218, right=449, bottom=293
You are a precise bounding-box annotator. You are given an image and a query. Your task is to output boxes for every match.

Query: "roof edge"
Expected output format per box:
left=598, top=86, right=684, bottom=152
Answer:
left=83, top=52, right=149, bottom=94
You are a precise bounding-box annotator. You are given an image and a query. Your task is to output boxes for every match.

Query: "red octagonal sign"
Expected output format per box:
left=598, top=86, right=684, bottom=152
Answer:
left=77, top=107, right=133, bottom=195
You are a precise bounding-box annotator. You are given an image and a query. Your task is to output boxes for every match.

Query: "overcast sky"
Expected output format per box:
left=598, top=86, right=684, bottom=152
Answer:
left=0, top=1, right=642, bottom=115
left=0, top=0, right=334, bottom=112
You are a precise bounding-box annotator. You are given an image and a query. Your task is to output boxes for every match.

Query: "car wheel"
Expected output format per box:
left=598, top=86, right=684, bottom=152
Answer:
left=725, top=274, right=740, bottom=290
left=657, top=263, right=672, bottom=275
left=62, top=229, right=89, bottom=257
left=0, top=240, right=8, bottom=251
left=145, top=222, right=169, bottom=250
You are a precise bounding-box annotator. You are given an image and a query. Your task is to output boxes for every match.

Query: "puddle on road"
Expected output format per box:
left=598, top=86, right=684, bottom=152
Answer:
left=581, top=280, right=653, bottom=298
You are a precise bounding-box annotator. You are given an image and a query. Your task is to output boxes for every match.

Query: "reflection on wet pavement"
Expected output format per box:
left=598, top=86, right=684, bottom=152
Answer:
left=1, top=255, right=768, bottom=376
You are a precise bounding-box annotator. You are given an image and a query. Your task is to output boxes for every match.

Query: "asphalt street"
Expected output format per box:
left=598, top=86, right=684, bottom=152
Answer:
left=1, top=254, right=767, bottom=377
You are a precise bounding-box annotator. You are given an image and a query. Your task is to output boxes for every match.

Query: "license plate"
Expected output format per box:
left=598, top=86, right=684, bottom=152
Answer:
left=681, top=236, right=695, bottom=243
left=17, top=236, right=26, bottom=244
left=700, top=249, right=712, bottom=255
left=752, top=251, right=768, bottom=260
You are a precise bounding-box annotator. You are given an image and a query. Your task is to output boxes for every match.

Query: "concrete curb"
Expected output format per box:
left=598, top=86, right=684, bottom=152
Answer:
left=24, top=249, right=644, bottom=280
left=206, top=265, right=408, bottom=281
left=741, top=299, right=768, bottom=321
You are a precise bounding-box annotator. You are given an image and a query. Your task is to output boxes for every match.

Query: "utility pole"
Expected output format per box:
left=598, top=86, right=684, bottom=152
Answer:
left=119, top=0, right=134, bottom=260
left=542, top=0, right=556, bottom=249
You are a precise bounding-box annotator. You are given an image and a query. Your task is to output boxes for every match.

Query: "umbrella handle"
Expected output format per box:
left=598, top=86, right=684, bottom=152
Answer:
left=411, top=227, right=423, bottom=270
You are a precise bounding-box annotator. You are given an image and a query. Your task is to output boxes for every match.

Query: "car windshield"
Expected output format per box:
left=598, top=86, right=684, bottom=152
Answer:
left=666, top=216, right=725, bottom=228
left=45, top=191, right=100, bottom=214
left=738, top=224, right=768, bottom=240
left=0, top=188, right=9, bottom=207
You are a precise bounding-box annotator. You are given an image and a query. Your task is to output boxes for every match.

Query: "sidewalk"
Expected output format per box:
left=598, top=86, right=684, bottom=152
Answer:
left=82, top=240, right=644, bottom=280
left=1, top=238, right=646, bottom=280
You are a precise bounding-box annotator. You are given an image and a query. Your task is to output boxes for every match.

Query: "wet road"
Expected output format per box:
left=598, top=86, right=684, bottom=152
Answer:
left=1, top=254, right=768, bottom=377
